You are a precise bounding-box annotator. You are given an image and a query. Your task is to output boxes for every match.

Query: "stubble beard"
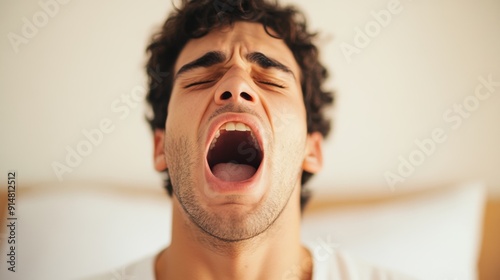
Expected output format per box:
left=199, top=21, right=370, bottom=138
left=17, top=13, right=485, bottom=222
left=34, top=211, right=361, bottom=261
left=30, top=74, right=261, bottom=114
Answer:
left=165, top=132, right=302, bottom=245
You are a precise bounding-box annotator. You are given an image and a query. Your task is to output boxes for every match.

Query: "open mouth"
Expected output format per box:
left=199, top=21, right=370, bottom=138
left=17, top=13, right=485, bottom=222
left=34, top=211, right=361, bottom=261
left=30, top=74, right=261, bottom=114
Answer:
left=207, top=121, right=263, bottom=182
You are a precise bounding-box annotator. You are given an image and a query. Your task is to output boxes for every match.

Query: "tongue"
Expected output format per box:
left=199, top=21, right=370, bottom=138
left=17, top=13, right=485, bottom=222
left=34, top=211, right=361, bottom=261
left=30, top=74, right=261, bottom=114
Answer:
left=212, top=163, right=256, bottom=182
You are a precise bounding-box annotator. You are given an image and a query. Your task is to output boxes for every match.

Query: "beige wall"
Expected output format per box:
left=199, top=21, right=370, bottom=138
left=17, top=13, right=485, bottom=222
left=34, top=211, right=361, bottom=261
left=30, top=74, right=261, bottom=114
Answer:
left=1, top=0, right=499, bottom=196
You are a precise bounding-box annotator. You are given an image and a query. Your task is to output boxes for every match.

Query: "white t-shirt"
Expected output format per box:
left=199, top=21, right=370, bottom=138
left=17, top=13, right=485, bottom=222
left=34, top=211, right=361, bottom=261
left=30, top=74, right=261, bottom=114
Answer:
left=85, top=245, right=415, bottom=280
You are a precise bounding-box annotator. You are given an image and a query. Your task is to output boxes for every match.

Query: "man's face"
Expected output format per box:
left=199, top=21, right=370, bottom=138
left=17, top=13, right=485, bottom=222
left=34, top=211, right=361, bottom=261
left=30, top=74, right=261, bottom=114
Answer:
left=154, top=21, right=322, bottom=241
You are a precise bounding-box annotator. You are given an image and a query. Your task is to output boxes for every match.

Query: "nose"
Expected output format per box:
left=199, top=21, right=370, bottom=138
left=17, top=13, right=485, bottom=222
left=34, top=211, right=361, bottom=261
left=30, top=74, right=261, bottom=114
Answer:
left=214, top=69, right=259, bottom=106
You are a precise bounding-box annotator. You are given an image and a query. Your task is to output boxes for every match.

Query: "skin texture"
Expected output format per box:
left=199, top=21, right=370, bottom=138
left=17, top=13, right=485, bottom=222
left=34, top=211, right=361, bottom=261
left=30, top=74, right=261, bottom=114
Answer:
left=153, top=21, right=323, bottom=280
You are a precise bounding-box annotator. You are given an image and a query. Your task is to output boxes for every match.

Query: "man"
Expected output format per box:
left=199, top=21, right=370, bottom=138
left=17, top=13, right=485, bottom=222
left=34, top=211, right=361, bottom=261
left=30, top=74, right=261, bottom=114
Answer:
left=88, top=0, right=414, bottom=279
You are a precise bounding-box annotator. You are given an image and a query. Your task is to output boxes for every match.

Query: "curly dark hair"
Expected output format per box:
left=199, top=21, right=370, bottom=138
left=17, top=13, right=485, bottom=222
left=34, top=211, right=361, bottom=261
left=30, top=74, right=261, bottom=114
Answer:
left=145, top=0, right=334, bottom=211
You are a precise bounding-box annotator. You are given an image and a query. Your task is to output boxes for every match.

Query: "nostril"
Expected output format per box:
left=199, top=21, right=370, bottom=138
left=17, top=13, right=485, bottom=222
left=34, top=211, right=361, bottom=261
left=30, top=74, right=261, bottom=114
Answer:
left=221, top=91, right=232, bottom=100
left=240, top=92, right=253, bottom=101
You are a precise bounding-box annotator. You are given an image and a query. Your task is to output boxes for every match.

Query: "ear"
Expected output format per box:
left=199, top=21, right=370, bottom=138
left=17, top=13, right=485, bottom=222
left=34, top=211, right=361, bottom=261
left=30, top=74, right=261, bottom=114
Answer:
left=302, top=132, right=323, bottom=174
left=153, top=129, right=168, bottom=171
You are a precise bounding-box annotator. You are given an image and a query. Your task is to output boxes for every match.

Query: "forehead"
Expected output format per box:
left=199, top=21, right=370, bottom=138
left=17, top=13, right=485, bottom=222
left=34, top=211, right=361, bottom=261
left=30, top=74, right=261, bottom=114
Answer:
left=175, top=21, right=299, bottom=73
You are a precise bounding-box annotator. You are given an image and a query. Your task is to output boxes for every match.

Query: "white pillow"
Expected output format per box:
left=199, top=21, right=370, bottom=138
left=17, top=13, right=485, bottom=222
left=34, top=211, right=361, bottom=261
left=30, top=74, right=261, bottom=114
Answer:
left=0, top=182, right=172, bottom=280
left=301, top=182, right=486, bottom=280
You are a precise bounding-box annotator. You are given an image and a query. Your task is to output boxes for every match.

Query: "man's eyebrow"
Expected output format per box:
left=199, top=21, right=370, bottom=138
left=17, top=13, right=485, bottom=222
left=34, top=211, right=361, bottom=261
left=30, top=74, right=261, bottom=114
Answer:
left=246, top=52, right=295, bottom=79
left=175, top=51, right=226, bottom=79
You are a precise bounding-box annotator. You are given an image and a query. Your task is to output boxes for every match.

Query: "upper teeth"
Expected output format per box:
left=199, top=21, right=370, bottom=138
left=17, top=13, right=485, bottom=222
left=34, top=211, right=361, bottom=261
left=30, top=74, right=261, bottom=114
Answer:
left=209, top=122, right=255, bottom=150
left=223, top=122, right=251, bottom=132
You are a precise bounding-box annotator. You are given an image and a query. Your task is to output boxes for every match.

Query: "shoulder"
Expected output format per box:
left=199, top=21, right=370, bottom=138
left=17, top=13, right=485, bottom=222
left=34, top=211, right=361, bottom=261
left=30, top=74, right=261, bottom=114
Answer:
left=80, top=254, right=157, bottom=280
left=307, top=244, right=417, bottom=280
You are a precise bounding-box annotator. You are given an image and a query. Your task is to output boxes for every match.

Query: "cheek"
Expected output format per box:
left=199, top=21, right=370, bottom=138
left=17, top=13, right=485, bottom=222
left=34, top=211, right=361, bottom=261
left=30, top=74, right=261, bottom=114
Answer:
left=165, top=93, right=205, bottom=132
left=268, top=97, right=307, bottom=136
left=269, top=98, right=308, bottom=164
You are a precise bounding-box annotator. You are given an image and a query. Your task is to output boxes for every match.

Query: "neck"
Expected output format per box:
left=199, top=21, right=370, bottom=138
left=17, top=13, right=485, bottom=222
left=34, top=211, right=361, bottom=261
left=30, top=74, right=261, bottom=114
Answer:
left=156, top=187, right=312, bottom=280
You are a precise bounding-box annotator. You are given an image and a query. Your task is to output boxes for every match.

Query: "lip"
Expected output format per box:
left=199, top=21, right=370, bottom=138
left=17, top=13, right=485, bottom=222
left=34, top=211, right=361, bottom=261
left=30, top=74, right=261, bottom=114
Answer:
left=204, top=113, right=266, bottom=194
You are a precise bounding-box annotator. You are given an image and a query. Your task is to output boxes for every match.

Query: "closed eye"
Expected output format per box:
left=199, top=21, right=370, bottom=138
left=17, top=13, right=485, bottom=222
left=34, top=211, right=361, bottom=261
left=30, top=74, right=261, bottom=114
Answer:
left=258, top=80, right=285, bottom=88
left=184, top=80, right=215, bottom=88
